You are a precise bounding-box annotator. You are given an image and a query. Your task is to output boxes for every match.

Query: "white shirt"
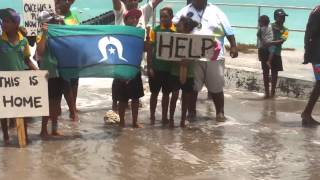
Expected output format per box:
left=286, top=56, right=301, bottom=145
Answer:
left=173, top=3, right=234, bottom=60
left=113, top=1, right=154, bottom=28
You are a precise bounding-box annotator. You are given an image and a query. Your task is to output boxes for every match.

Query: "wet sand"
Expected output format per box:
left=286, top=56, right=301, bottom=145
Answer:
left=0, top=78, right=320, bottom=180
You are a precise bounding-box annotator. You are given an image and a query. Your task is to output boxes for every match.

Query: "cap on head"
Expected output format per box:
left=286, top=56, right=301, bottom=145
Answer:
left=0, top=8, right=21, bottom=24
left=37, top=11, right=54, bottom=23
left=123, top=8, right=142, bottom=20
left=274, top=9, right=288, bottom=18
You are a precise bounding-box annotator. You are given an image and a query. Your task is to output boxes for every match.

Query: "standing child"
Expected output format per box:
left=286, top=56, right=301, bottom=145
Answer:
left=257, top=15, right=276, bottom=99
left=169, top=16, right=198, bottom=128
left=0, top=8, right=38, bottom=144
left=148, top=7, right=175, bottom=125
left=116, top=9, right=147, bottom=128
left=270, top=9, right=289, bottom=98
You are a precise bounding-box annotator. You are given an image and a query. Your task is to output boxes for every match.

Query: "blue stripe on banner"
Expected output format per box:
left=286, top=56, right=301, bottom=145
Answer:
left=48, top=34, right=144, bottom=68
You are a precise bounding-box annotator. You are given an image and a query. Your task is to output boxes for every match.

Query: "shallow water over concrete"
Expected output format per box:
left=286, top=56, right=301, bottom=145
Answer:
left=0, top=79, right=320, bottom=180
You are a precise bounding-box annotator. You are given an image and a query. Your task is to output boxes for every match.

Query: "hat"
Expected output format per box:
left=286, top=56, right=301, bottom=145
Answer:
left=274, top=9, right=288, bottom=17
left=37, top=10, right=54, bottom=23
left=124, top=8, right=142, bottom=20
left=0, top=8, right=20, bottom=24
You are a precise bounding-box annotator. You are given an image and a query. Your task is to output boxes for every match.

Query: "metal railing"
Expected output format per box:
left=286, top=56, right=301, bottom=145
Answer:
left=163, top=1, right=313, bottom=32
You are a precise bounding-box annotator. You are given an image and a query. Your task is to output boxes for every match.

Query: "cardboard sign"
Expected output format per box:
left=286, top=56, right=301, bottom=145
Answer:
left=23, top=0, right=55, bottom=36
left=0, top=71, right=49, bottom=118
left=156, top=32, right=216, bottom=61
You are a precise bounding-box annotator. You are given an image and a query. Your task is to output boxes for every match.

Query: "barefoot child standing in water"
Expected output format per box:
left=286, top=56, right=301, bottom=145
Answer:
left=257, top=15, right=276, bottom=99
left=0, top=8, right=38, bottom=144
left=116, top=9, right=148, bottom=128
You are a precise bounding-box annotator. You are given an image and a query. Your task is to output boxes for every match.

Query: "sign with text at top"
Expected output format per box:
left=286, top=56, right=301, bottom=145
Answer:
left=156, top=32, right=216, bottom=61
left=0, top=71, right=49, bottom=118
left=23, top=0, right=55, bottom=36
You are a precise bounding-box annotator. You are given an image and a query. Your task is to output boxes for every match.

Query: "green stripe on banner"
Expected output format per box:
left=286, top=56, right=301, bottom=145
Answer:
left=59, top=63, right=140, bottom=80
left=48, top=24, right=145, bottom=39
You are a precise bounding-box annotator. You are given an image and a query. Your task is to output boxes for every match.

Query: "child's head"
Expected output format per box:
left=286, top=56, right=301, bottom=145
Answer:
left=160, top=7, right=173, bottom=28
left=122, top=0, right=142, bottom=10
left=176, top=16, right=198, bottom=33
left=0, top=8, right=20, bottom=34
left=258, top=15, right=270, bottom=27
left=274, top=9, right=288, bottom=25
left=123, top=9, right=142, bottom=26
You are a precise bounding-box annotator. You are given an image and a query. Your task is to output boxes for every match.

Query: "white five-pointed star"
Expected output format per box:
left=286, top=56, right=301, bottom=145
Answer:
left=108, top=47, right=116, bottom=54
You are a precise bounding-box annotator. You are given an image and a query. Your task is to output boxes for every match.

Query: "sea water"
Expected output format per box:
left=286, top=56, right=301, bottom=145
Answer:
left=0, top=0, right=318, bottom=49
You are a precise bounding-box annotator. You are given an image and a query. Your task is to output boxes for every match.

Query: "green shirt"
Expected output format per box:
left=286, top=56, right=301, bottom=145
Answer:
left=0, top=32, right=30, bottom=71
left=64, top=10, right=80, bottom=25
left=150, top=25, right=175, bottom=72
left=272, top=23, right=288, bottom=56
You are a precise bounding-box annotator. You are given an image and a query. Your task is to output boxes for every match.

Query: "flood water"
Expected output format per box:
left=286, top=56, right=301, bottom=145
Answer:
left=0, top=78, right=320, bottom=180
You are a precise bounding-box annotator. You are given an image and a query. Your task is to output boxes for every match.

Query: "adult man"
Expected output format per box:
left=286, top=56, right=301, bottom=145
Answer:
left=173, top=0, right=238, bottom=122
left=301, top=5, right=320, bottom=126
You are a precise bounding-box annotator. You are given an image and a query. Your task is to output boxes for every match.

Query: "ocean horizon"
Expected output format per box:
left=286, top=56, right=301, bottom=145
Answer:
left=0, top=0, right=318, bottom=49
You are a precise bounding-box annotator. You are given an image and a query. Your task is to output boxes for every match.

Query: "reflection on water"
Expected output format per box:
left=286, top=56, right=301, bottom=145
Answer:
left=1, top=82, right=320, bottom=180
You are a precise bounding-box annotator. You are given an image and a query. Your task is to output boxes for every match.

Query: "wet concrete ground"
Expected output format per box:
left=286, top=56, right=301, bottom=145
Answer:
left=0, top=78, right=320, bottom=180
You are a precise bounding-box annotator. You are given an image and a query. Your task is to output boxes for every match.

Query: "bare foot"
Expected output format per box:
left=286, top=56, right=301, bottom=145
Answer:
left=263, top=94, right=270, bottom=99
left=169, top=119, right=174, bottom=128
left=216, top=113, right=227, bottom=122
left=301, top=113, right=320, bottom=126
left=40, top=131, right=50, bottom=139
left=180, top=121, right=186, bottom=128
left=70, top=113, right=79, bottom=122
left=162, top=118, right=169, bottom=125
left=4, top=138, right=10, bottom=145
left=150, top=116, right=155, bottom=125
left=119, top=122, right=125, bottom=128
left=52, top=131, right=64, bottom=136
left=133, top=123, right=143, bottom=128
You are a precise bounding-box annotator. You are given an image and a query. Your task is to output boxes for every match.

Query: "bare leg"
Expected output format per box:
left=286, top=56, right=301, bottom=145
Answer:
left=51, top=116, right=63, bottom=136
left=118, top=100, right=128, bottom=127
left=211, top=91, right=226, bottom=122
left=169, top=90, right=179, bottom=128
left=263, top=69, right=270, bottom=99
left=302, top=81, right=320, bottom=126
left=131, top=99, right=142, bottom=128
left=188, top=91, right=198, bottom=119
left=40, top=116, right=49, bottom=138
left=1, top=119, right=10, bottom=144
left=63, top=80, right=78, bottom=121
left=112, top=100, right=118, bottom=112
left=150, top=92, right=158, bottom=125
left=181, top=91, right=190, bottom=127
left=271, top=70, right=278, bottom=98
left=162, top=93, right=170, bottom=124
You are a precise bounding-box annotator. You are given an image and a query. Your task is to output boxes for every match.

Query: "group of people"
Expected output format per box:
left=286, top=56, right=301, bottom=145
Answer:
left=1, top=0, right=320, bottom=145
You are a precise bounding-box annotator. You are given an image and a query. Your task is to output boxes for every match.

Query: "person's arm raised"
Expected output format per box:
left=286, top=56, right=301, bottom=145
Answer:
left=112, top=0, right=122, bottom=11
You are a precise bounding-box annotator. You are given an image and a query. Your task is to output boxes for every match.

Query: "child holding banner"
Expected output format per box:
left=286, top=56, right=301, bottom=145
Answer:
left=148, top=7, right=175, bottom=125
left=0, top=8, right=38, bottom=144
left=169, top=16, right=198, bottom=128
left=115, top=9, right=146, bottom=128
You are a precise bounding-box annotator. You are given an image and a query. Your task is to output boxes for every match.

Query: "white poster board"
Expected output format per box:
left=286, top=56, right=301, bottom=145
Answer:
left=0, top=71, right=49, bottom=118
left=23, top=0, right=55, bottom=36
left=156, top=32, right=216, bottom=61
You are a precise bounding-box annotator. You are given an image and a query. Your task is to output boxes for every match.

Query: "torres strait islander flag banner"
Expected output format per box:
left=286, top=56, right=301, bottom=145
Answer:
left=47, top=24, right=145, bottom=80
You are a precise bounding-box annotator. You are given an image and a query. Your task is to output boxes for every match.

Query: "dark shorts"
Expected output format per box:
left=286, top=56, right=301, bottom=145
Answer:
left=258, top=49, right=283, bottom=72
left=113, top=73, right=144, bottom=102
left=170, top=75, right=194, bottom=93
left=48, top=78, right=64, bottom=117
left=148, top=70, right=171, bottom=94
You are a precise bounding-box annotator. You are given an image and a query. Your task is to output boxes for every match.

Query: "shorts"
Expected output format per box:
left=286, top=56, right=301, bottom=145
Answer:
left=193, top=60, right=225, bottom=93
left=258, top=49, right=283, bottom=72
left=113, top=72, right=144, bottom=102
left=313, top=64, right=320, bottom=81
left=148, top=70, right=171, bottom=94
left=170, top=75, right=194, bottom=93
